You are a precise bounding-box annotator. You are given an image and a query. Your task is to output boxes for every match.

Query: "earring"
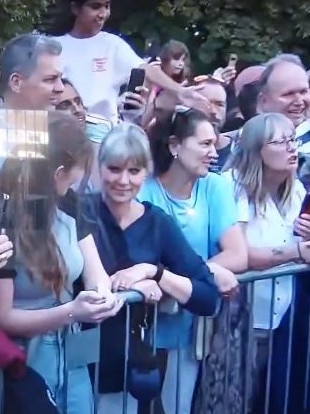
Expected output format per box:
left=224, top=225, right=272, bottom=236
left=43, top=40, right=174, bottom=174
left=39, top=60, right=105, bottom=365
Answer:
left=173, top=154, right=178, bottom=159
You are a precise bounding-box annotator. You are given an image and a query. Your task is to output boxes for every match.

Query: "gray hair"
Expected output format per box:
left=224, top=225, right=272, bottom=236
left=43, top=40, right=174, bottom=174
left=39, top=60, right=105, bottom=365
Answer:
left=0, top=33, right=62, bottom=95
left=98, top=122, right=153, bottom=173
left=224, top=112, right=295, bottom=216
left=258, top=53, right=305, bottom=94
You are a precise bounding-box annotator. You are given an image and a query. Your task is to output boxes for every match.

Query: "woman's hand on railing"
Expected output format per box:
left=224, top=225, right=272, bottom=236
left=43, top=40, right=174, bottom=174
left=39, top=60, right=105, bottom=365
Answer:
left=207, top=262, right=239, bottom=298
left=110, top=263, right=156, bottom=291
left=131, top=280, right=163, bottom=304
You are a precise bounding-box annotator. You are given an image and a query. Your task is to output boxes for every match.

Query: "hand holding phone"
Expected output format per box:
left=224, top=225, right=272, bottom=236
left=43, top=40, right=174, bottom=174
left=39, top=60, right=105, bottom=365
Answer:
left=124, top=68, right=146, bottom=111
left=228, top=53, right=238, bottom=69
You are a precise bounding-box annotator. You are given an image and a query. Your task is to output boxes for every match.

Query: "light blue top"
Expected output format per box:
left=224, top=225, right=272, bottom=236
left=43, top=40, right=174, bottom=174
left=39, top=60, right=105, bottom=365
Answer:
left=13, top=208, right=84, bottom=310
left=137, top=172, right=237, bottom=348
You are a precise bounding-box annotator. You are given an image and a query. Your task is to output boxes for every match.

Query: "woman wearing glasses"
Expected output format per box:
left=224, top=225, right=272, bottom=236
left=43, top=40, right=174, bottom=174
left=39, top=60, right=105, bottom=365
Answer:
left=138, top=107, right=248, bottom=414
left=223, top=112, right=310, bottom=413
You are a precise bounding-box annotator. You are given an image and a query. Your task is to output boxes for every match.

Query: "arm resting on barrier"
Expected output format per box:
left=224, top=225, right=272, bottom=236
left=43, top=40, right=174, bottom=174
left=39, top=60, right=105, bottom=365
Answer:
left=79, top=234, right=111, bottom=292
left=158, top=269, right=220, bottom=316
left=247, top=243, right=300, bottom=270
left=208, top=223, right=248, bottom=273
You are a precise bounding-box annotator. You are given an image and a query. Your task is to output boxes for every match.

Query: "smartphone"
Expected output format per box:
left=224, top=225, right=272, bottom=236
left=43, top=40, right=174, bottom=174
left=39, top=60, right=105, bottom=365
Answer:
left=228, top=53, right=238, bottom=68
left=294, top=193, right=310, bottom=236
left=124, top=68, right=146, bottom=110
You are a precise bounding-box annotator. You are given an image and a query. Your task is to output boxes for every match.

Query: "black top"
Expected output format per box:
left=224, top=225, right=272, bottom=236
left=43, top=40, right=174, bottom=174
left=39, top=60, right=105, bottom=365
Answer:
left=82, top=194, right=219, bottom=316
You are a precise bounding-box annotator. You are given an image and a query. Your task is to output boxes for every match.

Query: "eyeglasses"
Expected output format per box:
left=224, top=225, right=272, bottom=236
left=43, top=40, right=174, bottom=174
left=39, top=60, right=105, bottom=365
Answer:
left=267, top=135, right=301, bottom=151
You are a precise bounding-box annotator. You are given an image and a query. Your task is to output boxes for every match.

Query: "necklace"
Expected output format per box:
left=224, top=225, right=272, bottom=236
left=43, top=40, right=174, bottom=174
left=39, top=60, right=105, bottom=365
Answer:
left=155, top=179, right=198, bottom=223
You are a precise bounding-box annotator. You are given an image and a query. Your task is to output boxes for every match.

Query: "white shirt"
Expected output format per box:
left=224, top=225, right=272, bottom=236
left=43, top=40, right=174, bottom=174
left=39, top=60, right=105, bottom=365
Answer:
left=55, top=32, right=143, bottom=123
left=224, top=172, right=305, bottom=329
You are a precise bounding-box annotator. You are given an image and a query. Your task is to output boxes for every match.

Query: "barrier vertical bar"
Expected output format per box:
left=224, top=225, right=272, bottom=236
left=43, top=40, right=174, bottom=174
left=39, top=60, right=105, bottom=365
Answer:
left=303, top=313, right=310, bottom=411
left=264, top=278, right=276, bottom=414
left=283, top=282, right=296, bottom=414
left=150, top=304, right=158, bottom=414
left=244, top=282, right=254, bottom=414
left=224, top=300, right=232, bottom=413
left=123, top=304, right=131, bottom=414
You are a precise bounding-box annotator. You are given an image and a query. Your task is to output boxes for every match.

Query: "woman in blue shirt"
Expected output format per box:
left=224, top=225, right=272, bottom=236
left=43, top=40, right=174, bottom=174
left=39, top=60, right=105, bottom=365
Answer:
left=138, top=107, right=248, bottom=414
left=82, top=121, right=220, bottom=412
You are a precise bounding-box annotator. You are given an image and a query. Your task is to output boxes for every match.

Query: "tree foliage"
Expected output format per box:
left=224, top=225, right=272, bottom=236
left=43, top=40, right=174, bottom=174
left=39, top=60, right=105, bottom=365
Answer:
left=0, top=0, right=53, bottom=46
left=1, top=0, right=310, bottom=72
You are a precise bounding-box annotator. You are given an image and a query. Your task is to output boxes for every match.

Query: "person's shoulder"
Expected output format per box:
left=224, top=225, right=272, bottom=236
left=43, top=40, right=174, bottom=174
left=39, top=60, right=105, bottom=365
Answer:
left=53, top=33, right=69, bottom=45
left=100, top=31, right=125, bottom=45
left=142, top=201, right=175, bottom=227
left=198, top=172, right=229, bottom=191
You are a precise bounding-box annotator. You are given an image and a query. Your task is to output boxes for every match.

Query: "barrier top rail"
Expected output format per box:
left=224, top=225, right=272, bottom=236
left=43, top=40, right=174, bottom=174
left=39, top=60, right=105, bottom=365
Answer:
left=116, top=263, right=310, bottom=305
left=237, top=262, right=310, bottom=283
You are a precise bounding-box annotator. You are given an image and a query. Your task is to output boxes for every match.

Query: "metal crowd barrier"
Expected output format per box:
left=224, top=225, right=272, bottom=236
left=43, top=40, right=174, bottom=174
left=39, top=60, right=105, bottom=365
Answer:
left=193, top=262, right=310, bottom=414
left=236, top=262, right=310, bottom=414
left=1, top=264, right=310, bottom=414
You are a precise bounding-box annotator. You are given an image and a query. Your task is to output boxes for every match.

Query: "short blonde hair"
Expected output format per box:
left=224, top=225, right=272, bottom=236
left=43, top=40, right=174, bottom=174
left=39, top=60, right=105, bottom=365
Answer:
left=98, top=122, right=153, bottom=173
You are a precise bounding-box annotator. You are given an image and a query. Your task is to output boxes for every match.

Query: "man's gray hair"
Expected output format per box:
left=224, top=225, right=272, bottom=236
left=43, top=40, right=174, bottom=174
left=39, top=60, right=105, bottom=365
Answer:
left=258, top=53, right=305, bottom=94
left=0, top=33, right=62, bottom=96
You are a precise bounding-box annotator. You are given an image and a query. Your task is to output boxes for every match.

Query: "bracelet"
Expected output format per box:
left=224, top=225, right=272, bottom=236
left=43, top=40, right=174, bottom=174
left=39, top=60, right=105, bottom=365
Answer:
left=297, top=242, right=306, bottom=263
left=68, top=313, right=75, bottom=324
left=153, top=264, right=165, bottom=283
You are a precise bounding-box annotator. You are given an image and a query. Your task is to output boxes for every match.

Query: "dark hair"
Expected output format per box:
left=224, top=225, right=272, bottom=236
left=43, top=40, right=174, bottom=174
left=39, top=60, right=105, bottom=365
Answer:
left=1, top=111, right=92, bottom=297
left=0, top=34, right=62, bottom=96
left=148, top=108, right=211, bottom=175
left=238, top=81, right=260, bottom=121
left=61, top=78, right=75, bottom=88
left=159, top=40, right=191, bottom=83
left=39, top=0, right=88, bottom=36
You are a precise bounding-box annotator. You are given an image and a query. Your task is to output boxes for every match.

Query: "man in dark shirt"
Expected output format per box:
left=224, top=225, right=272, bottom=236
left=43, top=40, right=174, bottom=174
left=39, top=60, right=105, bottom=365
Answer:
left=198, top=79, right=231, bottom=173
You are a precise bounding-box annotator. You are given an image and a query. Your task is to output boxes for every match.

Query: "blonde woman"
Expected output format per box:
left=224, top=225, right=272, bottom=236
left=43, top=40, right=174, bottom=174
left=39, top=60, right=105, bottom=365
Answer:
left=223, top=112, right=310, bottom=413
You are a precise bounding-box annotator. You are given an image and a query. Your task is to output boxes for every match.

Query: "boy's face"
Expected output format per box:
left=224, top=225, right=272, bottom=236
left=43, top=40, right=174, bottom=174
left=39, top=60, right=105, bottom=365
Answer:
left=73, top=0, right=111, bottom=36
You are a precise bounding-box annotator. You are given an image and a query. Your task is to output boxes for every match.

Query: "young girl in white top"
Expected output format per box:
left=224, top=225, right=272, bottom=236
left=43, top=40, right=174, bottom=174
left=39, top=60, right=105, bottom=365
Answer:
left=41, top=0, right=210, bottom=122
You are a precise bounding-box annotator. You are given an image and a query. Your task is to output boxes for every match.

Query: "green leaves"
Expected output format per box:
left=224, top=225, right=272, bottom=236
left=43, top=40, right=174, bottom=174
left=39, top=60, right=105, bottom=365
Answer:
left=0, top=0, right=54, bottom=47
left=1, top=0, right=310, bottom=69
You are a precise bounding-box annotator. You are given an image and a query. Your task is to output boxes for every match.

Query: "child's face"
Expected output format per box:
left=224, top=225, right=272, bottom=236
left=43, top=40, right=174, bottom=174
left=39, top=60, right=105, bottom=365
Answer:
left=73, top=0, right=111, bottom=36
left=166, top=55, right=186, bottom=77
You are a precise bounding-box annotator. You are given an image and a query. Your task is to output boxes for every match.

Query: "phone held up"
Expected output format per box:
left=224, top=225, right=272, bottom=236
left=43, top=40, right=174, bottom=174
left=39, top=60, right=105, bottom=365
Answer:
left=124, top=68, right=146, bottom=111
left=228, top=53, right=238, bottom=69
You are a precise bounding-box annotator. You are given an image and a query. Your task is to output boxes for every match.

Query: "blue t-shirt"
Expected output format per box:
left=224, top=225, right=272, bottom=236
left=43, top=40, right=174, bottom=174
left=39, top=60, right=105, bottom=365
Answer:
left=137, top=172, right=237, bottom=348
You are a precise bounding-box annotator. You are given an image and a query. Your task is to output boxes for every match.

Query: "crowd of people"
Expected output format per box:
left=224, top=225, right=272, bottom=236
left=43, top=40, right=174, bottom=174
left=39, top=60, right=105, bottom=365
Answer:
left=1, top=0, right=310, bottom=413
